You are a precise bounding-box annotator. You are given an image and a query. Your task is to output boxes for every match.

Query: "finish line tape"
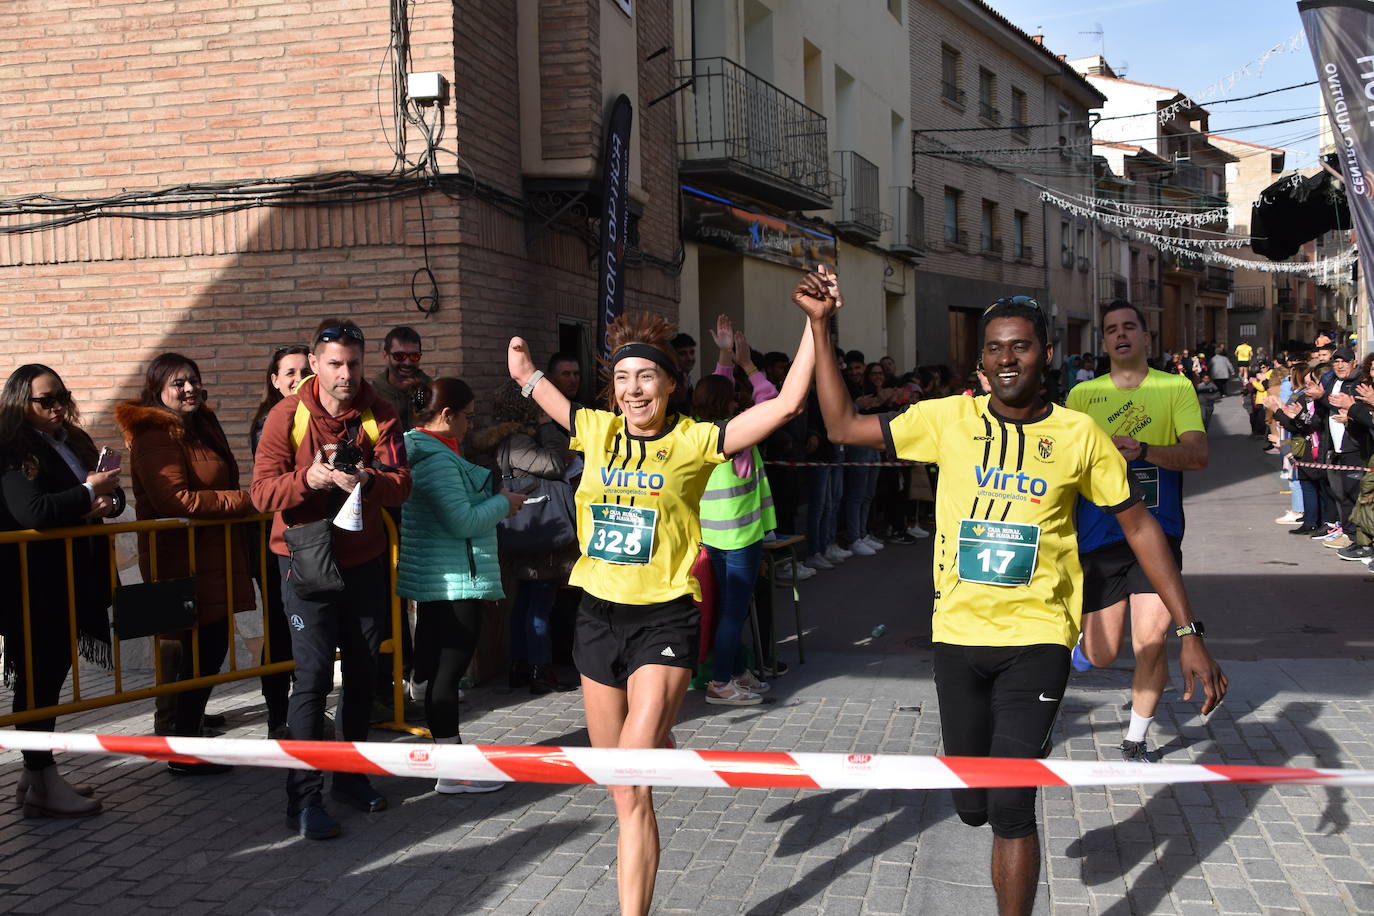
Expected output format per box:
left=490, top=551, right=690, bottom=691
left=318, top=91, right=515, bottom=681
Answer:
left=1291, top=460, right=1372, bottom=473
left=3, top=732, right=1373, bottom=789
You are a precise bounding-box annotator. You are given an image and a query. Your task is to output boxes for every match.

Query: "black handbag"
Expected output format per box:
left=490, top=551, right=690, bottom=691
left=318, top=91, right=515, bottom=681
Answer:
left=282, top=518, right=346, bottom=598
left=113, top=577, right=197, bottom=640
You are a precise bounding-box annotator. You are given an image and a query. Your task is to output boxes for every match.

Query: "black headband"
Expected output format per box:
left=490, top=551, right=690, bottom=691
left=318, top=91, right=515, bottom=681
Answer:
left=610, top=343, right=679, bottom=379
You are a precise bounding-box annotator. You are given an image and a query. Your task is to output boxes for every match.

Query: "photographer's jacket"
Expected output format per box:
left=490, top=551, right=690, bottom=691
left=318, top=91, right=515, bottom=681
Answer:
left=250, top=377, right=410, bottom=567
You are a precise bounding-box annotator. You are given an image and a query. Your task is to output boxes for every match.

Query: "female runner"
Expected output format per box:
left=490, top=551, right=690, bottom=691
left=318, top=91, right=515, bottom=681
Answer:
left=506, top=278, right=823, bottom=915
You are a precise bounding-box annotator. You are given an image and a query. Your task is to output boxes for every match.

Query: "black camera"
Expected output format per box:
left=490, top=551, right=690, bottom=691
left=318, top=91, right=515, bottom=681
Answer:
left=331, top=440, right=364, bottom=475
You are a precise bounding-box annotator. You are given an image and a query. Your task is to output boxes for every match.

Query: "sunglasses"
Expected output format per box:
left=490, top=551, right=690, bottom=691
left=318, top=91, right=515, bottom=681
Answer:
left=30, top=392, right=73, bottom=411
left=316, top=325, right=365, bottom=345
left=983, top=295, right=1042, bottom=315
left=388, top=351, right=422, bottom=362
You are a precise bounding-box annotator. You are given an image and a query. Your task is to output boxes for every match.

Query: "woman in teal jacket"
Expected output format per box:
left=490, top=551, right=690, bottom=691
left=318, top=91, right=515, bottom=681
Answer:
left=398, top=378, right=525, bottom=794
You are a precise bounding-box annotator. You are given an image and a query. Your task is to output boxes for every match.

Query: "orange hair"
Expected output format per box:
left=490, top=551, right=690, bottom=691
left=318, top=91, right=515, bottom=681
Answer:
left=599, top=312, right=680, bottom=410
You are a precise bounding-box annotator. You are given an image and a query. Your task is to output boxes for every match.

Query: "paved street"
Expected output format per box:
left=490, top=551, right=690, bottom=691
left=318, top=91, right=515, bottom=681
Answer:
left=2, top=398, right=1373, bottom=915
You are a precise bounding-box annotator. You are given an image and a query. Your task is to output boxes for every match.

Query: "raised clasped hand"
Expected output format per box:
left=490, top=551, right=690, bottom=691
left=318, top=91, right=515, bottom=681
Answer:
left=792, top=263, right=842, bottom=320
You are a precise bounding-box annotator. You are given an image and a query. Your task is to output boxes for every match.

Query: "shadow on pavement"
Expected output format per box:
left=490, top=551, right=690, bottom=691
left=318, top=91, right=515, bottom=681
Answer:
left=1062, top=700, right=1347, bottom=915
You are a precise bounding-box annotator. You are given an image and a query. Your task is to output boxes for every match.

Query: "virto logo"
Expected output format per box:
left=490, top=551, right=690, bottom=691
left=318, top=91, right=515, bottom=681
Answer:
left=973, top=465, right=1049, bottom=503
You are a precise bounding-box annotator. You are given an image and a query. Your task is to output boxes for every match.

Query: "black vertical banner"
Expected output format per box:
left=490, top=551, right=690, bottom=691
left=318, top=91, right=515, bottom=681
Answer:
left=1300, top=0, right=1374, bottom=347
left=597, top=94, right=634, bottom=359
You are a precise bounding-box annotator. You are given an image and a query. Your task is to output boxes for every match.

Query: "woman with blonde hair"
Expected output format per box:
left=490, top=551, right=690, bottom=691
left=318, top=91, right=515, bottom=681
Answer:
left=506, top=271, right=824, bottom=915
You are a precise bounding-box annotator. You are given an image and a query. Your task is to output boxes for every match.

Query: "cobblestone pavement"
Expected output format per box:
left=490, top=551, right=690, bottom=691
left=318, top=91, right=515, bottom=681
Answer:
left=2, top=403, right=1372, bottom=914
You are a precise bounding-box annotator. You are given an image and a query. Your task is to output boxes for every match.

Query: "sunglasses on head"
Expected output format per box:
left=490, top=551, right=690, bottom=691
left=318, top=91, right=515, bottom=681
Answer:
left=388, top=351, right=422, bottom=362
left=316, top=325, right=365, bottom=345
left=30, top=392, right=72, bottom=411
left=983, top=295, right=1042, bottom=316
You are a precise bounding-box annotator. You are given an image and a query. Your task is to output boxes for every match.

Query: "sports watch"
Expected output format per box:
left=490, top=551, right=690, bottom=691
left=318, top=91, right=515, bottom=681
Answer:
left=1174, top=620, right=1206, bottom=638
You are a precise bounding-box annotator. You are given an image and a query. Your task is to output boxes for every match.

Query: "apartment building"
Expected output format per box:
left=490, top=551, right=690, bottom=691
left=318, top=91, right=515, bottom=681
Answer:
left=910, top=0, right=1103, bottom=377
left=1092, top=142, right=1166, bottom=355
left=0, top=0, right=681, bottom=458
left=1212, top=136, right=1286, bottom=353
left=673, top=0, right=918, bottom=370
left=1074, top=57, right=1237, bottom=353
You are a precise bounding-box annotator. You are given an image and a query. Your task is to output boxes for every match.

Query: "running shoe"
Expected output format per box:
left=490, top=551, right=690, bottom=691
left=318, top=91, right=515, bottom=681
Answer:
left=847, top=539, right=877, bottom=557
left=1274, top=511, right=1302, bottom=525
left=773, top=559, right=815, bottom=582
left=1119, top=740, right=1155, bottom=763
left=436, top=778, right=504, bottom=795
left=862, top=535, right=886, bottom=551
left=1312, top=525, right=1339, bottom=539
left=804, top=552, right=834, bottom=571
left=1070, top=637, right=1093, bottom=672
left=886, top=531, right=918, bottom=545
left=1288, top=525, right=1317, bottom=535
left=1324, top=533, right=1353, bottom=549
left=907, top=523, right=931, bottom=539
left=1338, top=544, right=1373, bottom=562
left=824, top=544, right=851, bottom=564
left=732, top=671, right=771, bottom=694
left=705, top=681, right=762, bottom=706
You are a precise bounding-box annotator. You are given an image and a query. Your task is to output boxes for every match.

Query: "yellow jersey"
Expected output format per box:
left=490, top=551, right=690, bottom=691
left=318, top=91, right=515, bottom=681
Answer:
left=882, top=395, right=1138, bottom=649
left=568, top=407, right=727, bottom=604
left=1235, top=343, right=1253, bottom=362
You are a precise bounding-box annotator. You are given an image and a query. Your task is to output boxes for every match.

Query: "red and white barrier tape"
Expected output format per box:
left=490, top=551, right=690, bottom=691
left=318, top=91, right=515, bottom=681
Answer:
left=3, top=732, right=1372, bottom=789
left=1291, top=460, right=1373, bottom=472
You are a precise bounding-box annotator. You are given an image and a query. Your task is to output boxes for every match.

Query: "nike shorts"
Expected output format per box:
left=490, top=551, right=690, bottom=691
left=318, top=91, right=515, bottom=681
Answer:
left=933, top=643, right=1070, bottom=839
left=1080, top=536, right=1183, bottom=613
left=574, top=593, right=699, bottom=688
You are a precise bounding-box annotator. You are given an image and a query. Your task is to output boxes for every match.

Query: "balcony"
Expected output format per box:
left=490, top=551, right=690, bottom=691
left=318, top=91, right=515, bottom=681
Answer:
left=978, top=101, right=1000, bottom=123
left=1202, top=266, right=1234, bottom=293
left=1077, top=255, right=1090, bottom=273
left=1131, top=277, right=1160, bottom=308
left=1098, top=274, right=1129, bottom=304
left=943, top=229, right=970, bottom=250
left=676, top=57, right=832, bottom=211
left=941, top=81, right=965, bottom=108
left=1277, top=287, right=1296, bottom=312
left=890, top=186, right=926, bottom=256
left=832, top=150, right=884, bottom=242
left=1164, top=250, right=1204, bottom=273
left=1232, top=285, right=1267, bottom=311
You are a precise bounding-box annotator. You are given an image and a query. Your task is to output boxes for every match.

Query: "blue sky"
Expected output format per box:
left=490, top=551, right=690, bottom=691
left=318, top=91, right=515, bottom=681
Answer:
left=988, top=0, right=1323, bottom=170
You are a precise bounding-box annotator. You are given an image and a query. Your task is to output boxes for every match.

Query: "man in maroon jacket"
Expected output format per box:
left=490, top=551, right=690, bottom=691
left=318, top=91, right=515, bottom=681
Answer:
left=251, top=318, right=411, bottom=840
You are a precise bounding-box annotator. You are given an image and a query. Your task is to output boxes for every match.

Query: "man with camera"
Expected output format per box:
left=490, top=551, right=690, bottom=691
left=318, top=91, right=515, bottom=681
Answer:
left=251, top=318, right=411, bottom=840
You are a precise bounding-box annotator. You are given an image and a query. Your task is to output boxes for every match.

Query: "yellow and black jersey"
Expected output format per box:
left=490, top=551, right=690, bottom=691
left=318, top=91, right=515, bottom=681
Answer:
left=567, top=407, right=728, bottom=604
left=881, top=395, right=1138, bottom=649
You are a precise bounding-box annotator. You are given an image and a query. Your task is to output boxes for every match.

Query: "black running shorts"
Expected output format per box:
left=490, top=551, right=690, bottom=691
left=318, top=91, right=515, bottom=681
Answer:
left=1080, top=535, right=1183, bottom=613
left=574, top=593, right=699, bottom=688
left=933, top=642, right=1070, bottom=840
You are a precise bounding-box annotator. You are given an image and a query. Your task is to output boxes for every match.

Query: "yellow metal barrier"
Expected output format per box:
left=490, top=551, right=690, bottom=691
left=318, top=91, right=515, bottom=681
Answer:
left=0, top=512, right=420, bottom=736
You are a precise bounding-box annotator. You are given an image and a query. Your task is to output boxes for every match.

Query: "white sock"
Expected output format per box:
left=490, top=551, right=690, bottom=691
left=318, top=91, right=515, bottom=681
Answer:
left=1125, top=711, right=1153, bottom=743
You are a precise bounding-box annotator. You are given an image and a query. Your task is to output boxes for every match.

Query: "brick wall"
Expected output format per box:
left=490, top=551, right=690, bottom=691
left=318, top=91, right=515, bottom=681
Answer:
left=0, top=0, right=679, bottom=476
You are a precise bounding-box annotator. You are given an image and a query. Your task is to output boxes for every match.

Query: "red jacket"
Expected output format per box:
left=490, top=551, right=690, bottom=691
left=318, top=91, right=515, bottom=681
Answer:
left=250, top=377, right=411, bottom=566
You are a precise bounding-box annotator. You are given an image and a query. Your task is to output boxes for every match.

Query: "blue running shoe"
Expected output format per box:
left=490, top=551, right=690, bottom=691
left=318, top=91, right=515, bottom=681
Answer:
left=1070, top=639, right=1092, bottom=672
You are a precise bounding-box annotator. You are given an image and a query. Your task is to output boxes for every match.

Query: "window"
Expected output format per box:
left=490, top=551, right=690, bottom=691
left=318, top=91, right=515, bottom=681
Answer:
left=1076, top=224, right=1088, bottom=271
left=980, top=200, right=998, bottom=252
left=1014, top=211, right=1028, bottom=259
left=978, top=68, right=998, bottom=122
left=1240, top=323, right=1258, bottom=338
left=941, top=46, right=963, bottom=107
left=944, top=188, right=961, bottom=244
left=887, top=0, right=902, bottom=21
left=1011, top=88, right=1028, bottom=136
left=1060, top=217, right=1073, bottom=268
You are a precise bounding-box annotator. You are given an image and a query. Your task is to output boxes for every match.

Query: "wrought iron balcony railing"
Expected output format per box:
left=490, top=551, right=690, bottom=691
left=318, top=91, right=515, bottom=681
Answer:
left=676, top=57, right=831, bottom=210
left=890, top=186, right=926, bottom=255
left=832, top=150, right=883, bottom=241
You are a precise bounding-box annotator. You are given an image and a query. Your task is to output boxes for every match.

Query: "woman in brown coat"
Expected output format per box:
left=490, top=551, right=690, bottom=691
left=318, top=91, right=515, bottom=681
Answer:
left=115, top=353, right=253, bottom=775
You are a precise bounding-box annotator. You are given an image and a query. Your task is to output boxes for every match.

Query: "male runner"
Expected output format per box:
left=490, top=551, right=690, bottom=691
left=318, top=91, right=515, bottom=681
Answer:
left=1234, top=338, right=1253, bottom=384
left=798, top=283, right=1226, bottom=916
left=1067, top=300, right=1209, bottom=763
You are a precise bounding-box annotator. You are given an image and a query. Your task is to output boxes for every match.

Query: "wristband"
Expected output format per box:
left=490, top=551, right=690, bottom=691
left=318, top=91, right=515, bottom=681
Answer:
left=521, top=370, right=545, bottom=399
left=1138, top=441, right=1149, bottom=463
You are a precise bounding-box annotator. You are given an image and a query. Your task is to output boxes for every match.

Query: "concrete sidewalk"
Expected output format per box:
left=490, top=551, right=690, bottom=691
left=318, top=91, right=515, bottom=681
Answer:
left=2, top=399, right=1373, bottom=914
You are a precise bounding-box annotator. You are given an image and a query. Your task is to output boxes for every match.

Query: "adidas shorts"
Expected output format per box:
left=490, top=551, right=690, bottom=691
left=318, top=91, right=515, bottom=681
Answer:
left=574, top=593, right=699, bottom=688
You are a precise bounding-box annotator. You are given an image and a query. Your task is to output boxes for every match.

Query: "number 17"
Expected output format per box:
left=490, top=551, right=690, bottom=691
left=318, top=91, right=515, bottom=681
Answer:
left=976, top=547, right=1015, bottom=575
